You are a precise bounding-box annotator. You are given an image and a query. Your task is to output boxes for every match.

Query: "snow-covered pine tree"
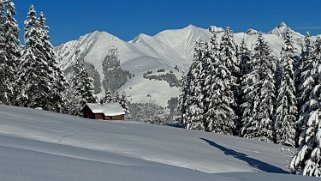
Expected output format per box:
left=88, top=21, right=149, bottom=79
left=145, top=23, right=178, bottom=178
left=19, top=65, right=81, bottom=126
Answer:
left=202, top=27, right=219, bottom=112
left=70, top=55, right=96, bottom=115
left=16, top=5, right=56, bottom=110
left=182, top=40, right=206, bottom=131
left=241, top=33, right=276, bottom=142
left=178, top=74, right=188, bottom=126
left=63, top=83, right=79, bottom=115
left=119, top=93, right=130, bottom=119
left=290, top=37, right=321, bottom=175
left=3, top=0, right=20, bottom=104
left=38, top=12, right=67, bottom=112
left=239, top=39, right=254, bottom=136
left=290, top=85, right=321, bottom=176
left=238, top=39, right=251, bottom=77
left=237, top=39, right=252, bottom=133
left=112, top=91, right=120, bottom=103
left=274, top=29, right=298, bottom=146
left=219, top=27, right=240, bottom=77
left=297, top=34, right=318, bottom=137
left=204, top=28, right=237, bottom=134
left=0, top=0, right=9, bottom=104
left=102, top=90, right=113, bottom=103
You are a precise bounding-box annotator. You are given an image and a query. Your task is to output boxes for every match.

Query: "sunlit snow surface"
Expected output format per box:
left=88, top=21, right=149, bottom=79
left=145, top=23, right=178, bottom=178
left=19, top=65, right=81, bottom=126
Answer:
left=0, top=105, right=318, bottom=181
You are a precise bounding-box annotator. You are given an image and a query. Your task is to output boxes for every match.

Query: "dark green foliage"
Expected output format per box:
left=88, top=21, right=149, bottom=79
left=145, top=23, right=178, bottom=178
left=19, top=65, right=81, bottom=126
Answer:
left=143, top=72, right=180, bottom=87
left=84, top=62, right=102, bottom=94
left=102, top=48, right=131, bottom=93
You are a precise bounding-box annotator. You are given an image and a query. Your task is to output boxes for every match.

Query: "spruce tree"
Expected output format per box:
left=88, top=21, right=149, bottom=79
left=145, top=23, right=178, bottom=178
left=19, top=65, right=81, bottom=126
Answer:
left=113, top=91, right=120, bottom=103
left=291, top=37, right=321, bottom=176
left=204, top=29, right=237, bottom=134
left=16, top=5, right=55, bottom=110
left=38, top=12, right=66, bottom=112
left=178, top=74, right=188, bottom=126
left=3, top=0, right=20, bottom=104
left=0, top=0, right=9, bottom=104
left=70, top=55, right=96, bottom=115
left=103, top=90, right=113, bottom=103
left=297, top=34, right=318, bottom=136
left=182, top=41, right=206, bottom=131
left=290, top=85, right=321, bottom=176
left=219, top=28, right=240, bottom=77
left=119, top=93, right=130, bottom=119
left=238, top=39, right=251, bottom=76
left=275, top=29, right=298, bottom=146
left=239, top=39, right=254, bottom=136
left=241, top=34, right=276, bottom=142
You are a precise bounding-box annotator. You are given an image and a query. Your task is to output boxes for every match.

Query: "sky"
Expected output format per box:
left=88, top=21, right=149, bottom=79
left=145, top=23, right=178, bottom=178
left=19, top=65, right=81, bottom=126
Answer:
left=14, top=0, right=321, bottom=46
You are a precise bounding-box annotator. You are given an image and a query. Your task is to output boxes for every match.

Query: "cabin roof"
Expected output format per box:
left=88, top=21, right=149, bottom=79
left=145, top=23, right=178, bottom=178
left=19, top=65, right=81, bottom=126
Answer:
left=84, top=103, right=125, bottom=116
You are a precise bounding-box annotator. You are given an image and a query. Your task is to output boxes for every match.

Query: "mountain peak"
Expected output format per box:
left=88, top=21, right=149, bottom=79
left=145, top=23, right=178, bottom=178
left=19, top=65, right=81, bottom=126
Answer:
left=279, top=21, right=287, bottom=28
left=269, top=21, right=293, bottom=37
left=130, top=33, right=152, bottom=43
left=184, top=24, right=197, bottom=29
left=246, top=28, right=259, bottom=35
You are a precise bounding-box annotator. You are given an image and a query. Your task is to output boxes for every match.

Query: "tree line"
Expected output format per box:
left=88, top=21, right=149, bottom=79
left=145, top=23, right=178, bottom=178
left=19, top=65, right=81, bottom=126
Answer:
left=179, top=27, right=321, bottom=176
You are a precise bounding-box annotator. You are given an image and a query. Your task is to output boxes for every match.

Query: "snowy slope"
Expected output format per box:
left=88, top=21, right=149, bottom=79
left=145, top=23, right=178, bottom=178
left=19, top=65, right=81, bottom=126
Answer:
left=55, top=23, right=311, bottom=107
left=0, top=105, right=319, bottom=181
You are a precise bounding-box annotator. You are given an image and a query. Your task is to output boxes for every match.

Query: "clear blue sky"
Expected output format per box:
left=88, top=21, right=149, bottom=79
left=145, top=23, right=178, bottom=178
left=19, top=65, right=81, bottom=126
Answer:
left=14, top=0, right=321, bottom=46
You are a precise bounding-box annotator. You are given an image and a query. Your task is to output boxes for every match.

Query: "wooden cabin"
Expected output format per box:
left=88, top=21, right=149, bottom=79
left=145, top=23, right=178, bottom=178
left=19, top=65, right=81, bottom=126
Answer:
left=82, top=103, right=125, bottom=121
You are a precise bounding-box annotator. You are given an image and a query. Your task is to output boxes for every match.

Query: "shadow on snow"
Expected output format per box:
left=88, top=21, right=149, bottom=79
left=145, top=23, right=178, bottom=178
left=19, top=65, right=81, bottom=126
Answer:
left=200, top=138, right=288, bottom=173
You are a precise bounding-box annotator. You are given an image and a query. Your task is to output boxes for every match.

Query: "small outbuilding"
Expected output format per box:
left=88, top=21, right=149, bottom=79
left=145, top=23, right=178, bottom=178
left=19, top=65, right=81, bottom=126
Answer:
left=82, top=103, right=125, bottom=121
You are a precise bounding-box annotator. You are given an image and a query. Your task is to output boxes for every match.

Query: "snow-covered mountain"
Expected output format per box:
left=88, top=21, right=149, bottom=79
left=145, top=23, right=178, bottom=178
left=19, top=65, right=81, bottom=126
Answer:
left=55, top=22, right=312, bottom=107
left=0, top=105, right=319, bottom=181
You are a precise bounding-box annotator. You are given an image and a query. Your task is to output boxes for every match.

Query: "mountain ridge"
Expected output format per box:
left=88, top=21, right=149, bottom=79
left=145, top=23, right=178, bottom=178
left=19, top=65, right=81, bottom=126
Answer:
left=55, top=23, right=319, bottom=107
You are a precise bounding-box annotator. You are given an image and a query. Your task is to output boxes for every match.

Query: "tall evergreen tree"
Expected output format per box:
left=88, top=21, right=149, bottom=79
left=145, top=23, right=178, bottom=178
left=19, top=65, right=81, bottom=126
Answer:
left=3, top=0, right=20, bottom=104
left=0, top=0, right=9, bottom=104
left=16, top=5, right=55, bottom=110
left=239, top=39, right=254, bottom=136
left=178, top=74, right=188, bottom=126
left=297, top=34, right=319, bottom=136
left=275, top=29, right=298, bottom=146
left=204, top=29, right=237, bottom=134
left=38, top=12, right=66, bottom=112
left=238, top=39, right=251, bottom=132
left=238, top=39, right=252, bottom=76
left=0, top=0, right=20, bottom=105
left=182, top=41, right=206, bottom=131
left=291, top=37, right=321, bottom=176
left=70, top=55, right=96, bottom=115
left=291, top=85, right=321, bottom=176
left=241, top=34, right=276, bottom=142
left=219, top=28, right=240, bottom=75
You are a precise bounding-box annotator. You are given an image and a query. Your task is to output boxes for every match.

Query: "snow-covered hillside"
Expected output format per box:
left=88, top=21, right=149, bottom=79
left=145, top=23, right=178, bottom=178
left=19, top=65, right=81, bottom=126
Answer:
left=0, top=105, right=319, bottom=181
left=55, top=23, right=311, bottom=107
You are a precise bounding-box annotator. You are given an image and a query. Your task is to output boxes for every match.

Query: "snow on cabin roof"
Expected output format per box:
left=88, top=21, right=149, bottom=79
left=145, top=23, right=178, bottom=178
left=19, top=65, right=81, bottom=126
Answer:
left=85, top=103, right=125, bottom=116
